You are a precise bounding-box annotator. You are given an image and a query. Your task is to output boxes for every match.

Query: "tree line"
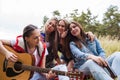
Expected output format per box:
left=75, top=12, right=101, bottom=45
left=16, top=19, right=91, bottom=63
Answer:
left=42, top=5, right=120, bottom=40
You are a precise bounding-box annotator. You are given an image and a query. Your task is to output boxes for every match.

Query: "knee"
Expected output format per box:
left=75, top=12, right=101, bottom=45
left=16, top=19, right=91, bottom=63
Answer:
left=113, top=52, right=120, bottom=57
left=86, top=60, right=102, bottom=70
left=86, top=59, right=97, bottom=66
left=84, top=60, right=100, bottom=72
left=114, top=54, right=120, bottom=62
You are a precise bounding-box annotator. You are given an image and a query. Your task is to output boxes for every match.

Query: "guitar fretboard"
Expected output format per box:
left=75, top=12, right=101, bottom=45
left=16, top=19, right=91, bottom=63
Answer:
left=22, top=65, right=66, bottom=75
left=20, top=64, right=81, bottom=78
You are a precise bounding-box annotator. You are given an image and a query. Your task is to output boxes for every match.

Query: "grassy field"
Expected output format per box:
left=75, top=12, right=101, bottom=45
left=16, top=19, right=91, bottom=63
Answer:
left=99, top=36, right=120, bottom=56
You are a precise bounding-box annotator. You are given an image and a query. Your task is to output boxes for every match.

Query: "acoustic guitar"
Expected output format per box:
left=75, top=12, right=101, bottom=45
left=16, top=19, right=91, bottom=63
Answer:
left=0, top=45, right=82, bottom=80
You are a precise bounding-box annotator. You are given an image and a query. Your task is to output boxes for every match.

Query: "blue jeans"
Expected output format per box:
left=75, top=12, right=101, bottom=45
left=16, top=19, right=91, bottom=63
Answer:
left=78, top=52, right=120, bottom=80
left=106, top=52, right=120, bottom=80
left=78, top=59, right=113, bottom=80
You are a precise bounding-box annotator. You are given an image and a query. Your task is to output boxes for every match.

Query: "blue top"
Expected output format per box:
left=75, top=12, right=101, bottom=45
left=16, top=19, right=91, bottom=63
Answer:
left=40, top=32, right=45, bottom=42
left=70, top=38, right=106, bottom=68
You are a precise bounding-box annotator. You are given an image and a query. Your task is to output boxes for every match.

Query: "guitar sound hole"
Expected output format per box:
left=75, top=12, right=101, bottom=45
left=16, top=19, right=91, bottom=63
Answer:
left=14, top=61, right=22, bottom=71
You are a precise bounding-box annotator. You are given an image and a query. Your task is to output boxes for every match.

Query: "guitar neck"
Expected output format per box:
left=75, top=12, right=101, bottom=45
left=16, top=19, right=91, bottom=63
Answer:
left=21, top=64, right=82, bottom=78
left=22, top=65, right=66, bottom=76
left=106, top=65, right=117, bottom=79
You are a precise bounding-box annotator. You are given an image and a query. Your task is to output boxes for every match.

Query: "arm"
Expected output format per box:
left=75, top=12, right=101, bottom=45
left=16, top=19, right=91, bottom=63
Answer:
left=61, top=30, right=68, bottom=38
left=41, top=47, right=57, bottom=79
left=87, top=38, right=107, bottom=67
left=0, top=40, right=10, bottom=53
left=95, top=38, right=106, bottom=59
left=70, top=41, right=90, bottom=60
left=55, top=56, right=62, bottom=64
left=86, top=31, right=95, bottom=42
left=41, top=53, right=56, bottom=79
left=70, top=41, right=107, bottom=67
left=87, top=54, right=107, bottom=67
left=67, top=60, right=74, bottom=71
left=0, top=40, right=17, bottom=62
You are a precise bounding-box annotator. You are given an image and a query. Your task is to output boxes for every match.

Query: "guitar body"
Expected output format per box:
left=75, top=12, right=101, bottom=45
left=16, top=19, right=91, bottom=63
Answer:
left=0, top=46, right=82, bottom=80
left=0, top=45, right=33, bottom=80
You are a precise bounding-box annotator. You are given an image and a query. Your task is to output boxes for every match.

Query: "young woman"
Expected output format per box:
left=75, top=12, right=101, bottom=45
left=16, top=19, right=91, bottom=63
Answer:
left=43, top=18, right=95, bottom=71
left=57, top=19, right=74, bottom=71
left=44, top=17, right=61, bottom=68
left=0, top=24, right=55, bottom=80
left=67, top=21, right=120, bottom=80
left=41, top=17, right=96, bottom=79
left=57, top=19, right=96, bottom=71
left=43, top=17, right=69, bottom=80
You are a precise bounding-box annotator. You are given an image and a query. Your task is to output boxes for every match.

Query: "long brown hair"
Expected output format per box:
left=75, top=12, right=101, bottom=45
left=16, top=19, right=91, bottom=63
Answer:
left=58, top=19, right=72, bottom=59
left=68, top=21, right=87, bottom=49
left=23, top=24, right=40, bottom=54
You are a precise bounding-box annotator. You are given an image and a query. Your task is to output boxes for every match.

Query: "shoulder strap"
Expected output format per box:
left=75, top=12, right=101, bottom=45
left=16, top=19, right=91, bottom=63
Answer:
left=37, top=43, right=46, bottom=67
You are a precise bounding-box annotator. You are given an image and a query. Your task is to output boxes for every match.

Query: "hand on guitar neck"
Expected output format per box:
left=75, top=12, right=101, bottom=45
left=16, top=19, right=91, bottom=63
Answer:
left=105, top=64, right=117, bottom=79
left=103, top=60, right=117, bottom=79
left=45, top=70, right=57, bottom=79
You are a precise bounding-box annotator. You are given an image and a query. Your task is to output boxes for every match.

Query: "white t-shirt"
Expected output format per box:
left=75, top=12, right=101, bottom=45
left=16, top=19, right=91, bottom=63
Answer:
left=11, top=40, right=48, bottom=65
left=10, top=40, right=48, bottom=79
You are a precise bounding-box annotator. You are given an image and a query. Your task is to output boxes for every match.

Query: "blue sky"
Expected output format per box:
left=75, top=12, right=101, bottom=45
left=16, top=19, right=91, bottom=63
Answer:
left=0, top=0, right=120, bottom=39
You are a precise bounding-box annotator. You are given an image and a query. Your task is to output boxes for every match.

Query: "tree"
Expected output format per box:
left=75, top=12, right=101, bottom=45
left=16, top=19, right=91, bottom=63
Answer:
left=102, top=5, right=120, bottom=39
left=52, top=10, right=61, bottom=19
left=43, top=16, right=49, bottom=25
left=69, top=9, right=99, bottom=33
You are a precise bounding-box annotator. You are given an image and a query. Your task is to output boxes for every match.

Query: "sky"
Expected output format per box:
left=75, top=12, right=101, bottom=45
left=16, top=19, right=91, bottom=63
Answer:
left=0, top=0, right=120, bottom=39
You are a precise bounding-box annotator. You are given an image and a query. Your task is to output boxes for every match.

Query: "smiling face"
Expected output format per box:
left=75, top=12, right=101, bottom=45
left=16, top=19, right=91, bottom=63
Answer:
left=57, top=20, right=66, bottom=34
left=69, top=23, right=81, bottom=38
left=45, top=19, right=58, bottom=34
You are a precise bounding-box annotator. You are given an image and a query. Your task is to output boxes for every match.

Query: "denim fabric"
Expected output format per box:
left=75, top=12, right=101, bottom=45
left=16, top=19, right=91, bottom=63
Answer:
left=69, top=38, right=120, bottom=80
left=106, top=52, right=120, bottom=80
left=70, top=38, right=106, bottom=68
left=78, top=60, right=113, bottom=80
